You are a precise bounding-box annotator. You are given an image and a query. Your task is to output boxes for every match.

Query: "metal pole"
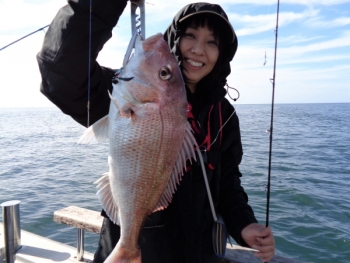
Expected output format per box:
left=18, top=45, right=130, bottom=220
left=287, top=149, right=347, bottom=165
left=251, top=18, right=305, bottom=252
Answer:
left=1, top=200, right=22, bottom=263
left=77, top=228, right=84, bottom=261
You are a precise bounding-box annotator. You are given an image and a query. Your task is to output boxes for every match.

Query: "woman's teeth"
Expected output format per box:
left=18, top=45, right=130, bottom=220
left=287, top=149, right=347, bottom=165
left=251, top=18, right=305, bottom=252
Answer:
left=187, top=59, right=203, bottom=67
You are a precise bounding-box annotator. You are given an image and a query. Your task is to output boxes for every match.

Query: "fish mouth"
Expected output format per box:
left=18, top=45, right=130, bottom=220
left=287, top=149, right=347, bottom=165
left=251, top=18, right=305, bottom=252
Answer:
left=116, top=73, right=152, bottom=89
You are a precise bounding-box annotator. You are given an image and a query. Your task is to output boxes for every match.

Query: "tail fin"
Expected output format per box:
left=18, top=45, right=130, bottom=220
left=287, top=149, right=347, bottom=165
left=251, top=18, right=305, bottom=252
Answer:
left=104, top=244, right=141, bottom=263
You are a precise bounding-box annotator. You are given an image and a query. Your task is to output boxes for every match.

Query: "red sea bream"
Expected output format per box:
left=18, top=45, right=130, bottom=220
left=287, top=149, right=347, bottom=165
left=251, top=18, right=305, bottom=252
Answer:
left=78, top=33, right=198, bottom=263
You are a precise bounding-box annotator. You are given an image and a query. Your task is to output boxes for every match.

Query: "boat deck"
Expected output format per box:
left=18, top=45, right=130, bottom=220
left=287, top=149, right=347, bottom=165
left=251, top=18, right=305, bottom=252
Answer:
left=1, top=206, right=304, bottom=263
left=0, top=223, right=93, bottom=263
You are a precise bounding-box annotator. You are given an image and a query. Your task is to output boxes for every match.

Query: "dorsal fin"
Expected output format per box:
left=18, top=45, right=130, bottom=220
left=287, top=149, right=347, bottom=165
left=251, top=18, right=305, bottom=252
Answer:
left=153, top=122, right=198, bottom=212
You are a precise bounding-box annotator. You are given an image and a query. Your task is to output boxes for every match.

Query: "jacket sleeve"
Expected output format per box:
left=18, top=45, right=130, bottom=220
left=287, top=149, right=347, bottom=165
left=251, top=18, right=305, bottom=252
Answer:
left=218, top=100, right=258, bottom=246
left=37, top=0, right=128, bottom=127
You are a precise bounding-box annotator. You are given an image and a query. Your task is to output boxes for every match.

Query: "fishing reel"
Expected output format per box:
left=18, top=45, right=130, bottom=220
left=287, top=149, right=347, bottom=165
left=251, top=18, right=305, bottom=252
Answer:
left=123, top=0, right=146, bottom=67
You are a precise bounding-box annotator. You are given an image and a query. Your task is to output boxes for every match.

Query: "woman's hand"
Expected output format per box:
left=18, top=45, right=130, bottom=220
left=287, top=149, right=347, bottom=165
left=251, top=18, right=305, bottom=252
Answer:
left=241, top=223, right=275, bottom=262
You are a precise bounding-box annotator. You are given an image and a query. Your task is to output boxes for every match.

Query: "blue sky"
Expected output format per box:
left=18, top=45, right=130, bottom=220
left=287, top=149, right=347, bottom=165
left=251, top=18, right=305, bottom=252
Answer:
left=0, top=0, right=349, bottom=108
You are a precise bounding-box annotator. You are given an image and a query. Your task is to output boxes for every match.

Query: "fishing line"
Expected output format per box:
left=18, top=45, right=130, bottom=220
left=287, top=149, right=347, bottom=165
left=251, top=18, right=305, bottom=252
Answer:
left=266, top=0, right=280, bottom=232
left=87, top=0, right=93, bottom=128
left=263, top=2, right=274, bottom=67
left=227, top=3, right=274, bottom=105
left=208, top=109, right=236, bottom=149
left=0, top=25, right=49, bottom=52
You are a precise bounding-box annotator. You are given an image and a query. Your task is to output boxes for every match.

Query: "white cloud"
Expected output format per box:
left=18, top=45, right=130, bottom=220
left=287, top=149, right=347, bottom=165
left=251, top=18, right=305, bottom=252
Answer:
left=307, top=16, right=350, bottom=28
left=278, top=35, right=325, bottom=45
left=285, top=0, right=350, bottom=5
left=228, top=64, right=350, bottom=104
left=230, top=9, right=319, bottom=36
left=279, top=31, right=350, bottom=55
left=232, top=31, right=350, bottom=71
left=279, top=54, right=350, bottom=65
left=0, top=0, right=64, bottom=32
left=202, top=0, right=350, bottom=6
left=0, top=0, right=349, bottom=107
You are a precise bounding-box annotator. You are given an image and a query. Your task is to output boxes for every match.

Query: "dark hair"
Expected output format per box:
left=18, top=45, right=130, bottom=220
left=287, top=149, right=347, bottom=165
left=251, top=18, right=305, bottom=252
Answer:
left=178, top=13, right=229, bottom=79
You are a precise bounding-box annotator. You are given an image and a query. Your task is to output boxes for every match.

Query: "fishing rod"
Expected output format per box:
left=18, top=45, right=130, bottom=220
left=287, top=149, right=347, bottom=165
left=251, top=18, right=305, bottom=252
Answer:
left=0, top=25, right=49, bottom=52
left=266, top=0, right=280, bottom=230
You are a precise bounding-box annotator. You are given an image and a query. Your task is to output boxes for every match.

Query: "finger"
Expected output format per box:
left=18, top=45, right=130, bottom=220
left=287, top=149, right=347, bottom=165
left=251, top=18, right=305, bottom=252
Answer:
left=257, top=226, right=272, bottom=237
left=257, top=236, right=275, bottom=246
left=253, top=244, right=275, bottom=262
left=253, top=243, right=274, bottom=252
left=254, top=250, right=275, bottom=262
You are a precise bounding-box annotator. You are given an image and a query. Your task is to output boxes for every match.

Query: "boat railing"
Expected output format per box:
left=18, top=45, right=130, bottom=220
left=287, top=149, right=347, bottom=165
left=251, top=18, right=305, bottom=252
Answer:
left=1, top=200, right=22, bottom=263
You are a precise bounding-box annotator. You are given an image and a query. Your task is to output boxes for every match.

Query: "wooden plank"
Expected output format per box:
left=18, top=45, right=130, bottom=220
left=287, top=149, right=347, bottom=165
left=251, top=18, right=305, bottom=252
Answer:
left=54, top=206, right=103, bottom=234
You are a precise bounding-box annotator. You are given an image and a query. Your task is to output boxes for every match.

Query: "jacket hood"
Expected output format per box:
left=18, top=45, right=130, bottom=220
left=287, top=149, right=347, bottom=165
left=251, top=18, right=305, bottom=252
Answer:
left=164, top=2, right=238, bottom=105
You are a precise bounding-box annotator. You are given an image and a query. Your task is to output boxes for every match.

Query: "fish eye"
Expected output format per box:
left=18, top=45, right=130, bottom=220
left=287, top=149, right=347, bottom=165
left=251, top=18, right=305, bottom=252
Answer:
left=159, top=67, right=171, bottom=80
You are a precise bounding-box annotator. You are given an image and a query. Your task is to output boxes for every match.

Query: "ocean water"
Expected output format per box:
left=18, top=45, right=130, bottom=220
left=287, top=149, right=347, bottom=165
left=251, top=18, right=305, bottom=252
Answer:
left=0, top=103, right=349, bottom=263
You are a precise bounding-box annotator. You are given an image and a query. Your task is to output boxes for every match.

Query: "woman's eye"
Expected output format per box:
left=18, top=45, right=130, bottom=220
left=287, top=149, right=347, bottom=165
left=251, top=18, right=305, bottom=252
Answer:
left=208, top=40, right=218, bottom=47
left=184, top=33, right=195, bottom=39
left=159, top=67, right=171, bottom=80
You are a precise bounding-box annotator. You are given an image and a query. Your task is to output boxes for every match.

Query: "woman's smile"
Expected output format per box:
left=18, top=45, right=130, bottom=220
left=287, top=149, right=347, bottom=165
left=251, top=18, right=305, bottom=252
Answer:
left=184, top=58, right=204, bottom=68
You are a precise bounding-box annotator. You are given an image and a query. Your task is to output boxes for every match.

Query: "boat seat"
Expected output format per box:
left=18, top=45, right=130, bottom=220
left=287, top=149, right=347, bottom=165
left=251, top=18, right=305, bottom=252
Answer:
left=54, top=206, right=103, bottom=234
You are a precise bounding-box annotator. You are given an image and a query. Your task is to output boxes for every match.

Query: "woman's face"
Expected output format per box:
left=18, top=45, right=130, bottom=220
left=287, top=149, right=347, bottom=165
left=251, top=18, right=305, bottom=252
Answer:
left=179, top=25, right=219, bottom=93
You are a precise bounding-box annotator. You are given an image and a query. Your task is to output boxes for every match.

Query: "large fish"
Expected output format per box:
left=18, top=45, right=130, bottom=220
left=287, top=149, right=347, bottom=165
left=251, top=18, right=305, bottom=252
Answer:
left=78, top=33, right=198, bottom=263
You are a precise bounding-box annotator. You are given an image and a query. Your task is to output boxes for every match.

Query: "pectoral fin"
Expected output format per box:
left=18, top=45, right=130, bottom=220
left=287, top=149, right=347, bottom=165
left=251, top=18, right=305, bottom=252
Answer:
left=153, top=122, right=198, bottom=212
left=77, top=115, right=109, bottom=144
left=94, top=172, right=120, bottom=225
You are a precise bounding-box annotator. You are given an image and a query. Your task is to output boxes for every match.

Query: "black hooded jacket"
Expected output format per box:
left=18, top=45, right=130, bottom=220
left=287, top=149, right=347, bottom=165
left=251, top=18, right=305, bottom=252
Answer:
left=37, top=1, right=257, bottom=262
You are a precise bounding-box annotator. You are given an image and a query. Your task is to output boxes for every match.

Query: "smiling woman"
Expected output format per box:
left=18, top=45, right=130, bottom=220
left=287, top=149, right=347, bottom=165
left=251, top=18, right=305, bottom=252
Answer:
left=175, top=11, right=236, bottom=95
left=36, top=0, right=276, bottom=262
left=179, top=25, right=220, bottom=93
left=1, top=0, right=349, bottom=263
